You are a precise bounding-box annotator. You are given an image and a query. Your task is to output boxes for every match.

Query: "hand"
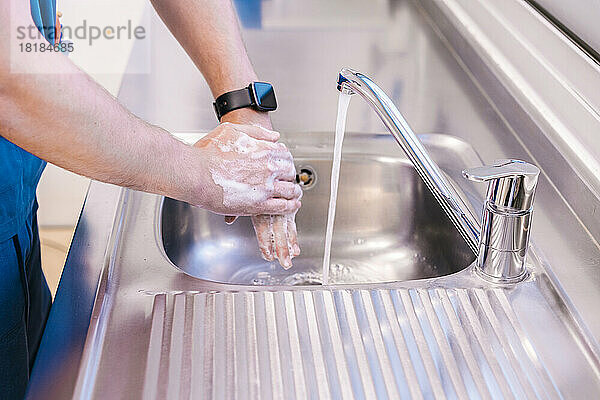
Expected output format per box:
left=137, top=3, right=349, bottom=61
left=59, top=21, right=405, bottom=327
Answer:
left=192, top=122, right=302, bottom=215
left=251, top=213, right=301, bottom=269
left=219, top=109, right=302, bottom=269
left=221, top=108, right=275, bottom=223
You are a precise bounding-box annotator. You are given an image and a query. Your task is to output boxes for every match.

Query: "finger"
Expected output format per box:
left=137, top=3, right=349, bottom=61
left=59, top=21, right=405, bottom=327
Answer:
left=273, top=161, right=297, bottom=182
left=233, top=124, right=280, bottom=142
left=262, top=198, right=301, bottom=215
left=273, top=181, right=302, bottom=200
left=273, top=215, right=292, bottom=269
left=252, top=215, right=275, bottom=261
left=224, top=216, right=237, bottom=224
left=287, top=214, right=301, bottom=257
left=263, top=143, right=293, bottom=160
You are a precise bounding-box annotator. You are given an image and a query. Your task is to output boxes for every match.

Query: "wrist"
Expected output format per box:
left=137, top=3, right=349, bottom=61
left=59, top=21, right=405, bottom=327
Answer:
left=219, top=107, right=273, bottom=130
left=172, top=145, right=209, bottom=207
left=213, top=80, right=276, bottom=128
left=211, top=79, right=258, bottom=101
left=146, top=128, right=206, bottom=206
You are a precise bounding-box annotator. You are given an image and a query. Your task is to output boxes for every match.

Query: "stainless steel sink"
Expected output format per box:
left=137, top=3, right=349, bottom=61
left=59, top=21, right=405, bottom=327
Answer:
left=27, top=133, right=600, bottom=399
left=161, top=132, right=475, bottom=285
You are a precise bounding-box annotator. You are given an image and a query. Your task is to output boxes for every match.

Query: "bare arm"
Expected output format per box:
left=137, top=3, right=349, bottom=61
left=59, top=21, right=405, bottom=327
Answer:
left=0, top=32, right=195, bottom=202
left=150, top=0, right=301, bottom=267
left=0, top=1, right=299, bottom=217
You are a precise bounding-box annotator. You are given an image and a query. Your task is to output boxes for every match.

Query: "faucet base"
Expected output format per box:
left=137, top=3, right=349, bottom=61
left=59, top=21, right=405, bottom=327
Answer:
left=475, top=264, right=529, bottom=284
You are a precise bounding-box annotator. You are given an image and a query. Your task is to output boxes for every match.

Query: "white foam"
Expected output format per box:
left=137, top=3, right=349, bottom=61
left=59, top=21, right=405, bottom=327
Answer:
left=211, top=132, right=262, bottom=155
left=210, top=160, right=276, bottom=210
left=209, top=131, right=282, bottom=212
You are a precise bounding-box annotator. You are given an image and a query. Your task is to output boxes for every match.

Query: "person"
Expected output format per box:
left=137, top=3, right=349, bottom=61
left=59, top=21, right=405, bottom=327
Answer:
left=0, top=0, right=302, bottom=397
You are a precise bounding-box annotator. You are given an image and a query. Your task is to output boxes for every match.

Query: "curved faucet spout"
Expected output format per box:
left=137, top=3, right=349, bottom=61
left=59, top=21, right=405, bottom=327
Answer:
left=337, top=67, right=480, bottom=254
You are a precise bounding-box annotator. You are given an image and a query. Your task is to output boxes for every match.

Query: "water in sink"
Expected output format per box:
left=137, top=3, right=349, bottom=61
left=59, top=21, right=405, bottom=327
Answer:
left=225, top=255, right=441, bottom=286
left=231, top=260, right=376, bottom=286
left=322, top=92, right=352, bottom=285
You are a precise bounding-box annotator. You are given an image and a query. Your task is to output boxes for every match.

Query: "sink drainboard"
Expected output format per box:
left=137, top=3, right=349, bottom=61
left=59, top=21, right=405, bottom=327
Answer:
left=141, top=287, right=560, bottom=399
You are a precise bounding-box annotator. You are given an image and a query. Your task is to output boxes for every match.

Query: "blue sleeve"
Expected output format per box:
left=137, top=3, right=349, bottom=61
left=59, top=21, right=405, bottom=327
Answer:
left=29, top=0, right=56, bottom=43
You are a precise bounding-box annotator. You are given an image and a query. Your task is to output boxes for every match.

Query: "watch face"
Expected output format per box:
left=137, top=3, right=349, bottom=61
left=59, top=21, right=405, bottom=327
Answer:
left=252, top=82, right=277, bottom=111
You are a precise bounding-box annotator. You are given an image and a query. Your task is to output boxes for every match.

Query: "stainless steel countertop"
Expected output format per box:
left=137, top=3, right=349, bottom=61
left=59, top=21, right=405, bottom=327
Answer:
left=27, top=0, right=600, bottom=397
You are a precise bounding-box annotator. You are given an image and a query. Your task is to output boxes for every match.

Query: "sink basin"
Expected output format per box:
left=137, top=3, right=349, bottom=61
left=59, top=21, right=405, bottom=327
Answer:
left=161, top=132, right=476, bottom=285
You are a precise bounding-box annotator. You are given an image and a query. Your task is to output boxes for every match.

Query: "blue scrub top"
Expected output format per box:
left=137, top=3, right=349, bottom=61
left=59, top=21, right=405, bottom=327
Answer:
left=0, top=1, right=56, bottom=242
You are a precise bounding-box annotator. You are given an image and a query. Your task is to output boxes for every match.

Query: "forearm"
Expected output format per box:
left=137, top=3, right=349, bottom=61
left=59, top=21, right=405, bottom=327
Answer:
left=0, top=50, right=203, bottom=205
left=150, top=0, right=269, bottom=126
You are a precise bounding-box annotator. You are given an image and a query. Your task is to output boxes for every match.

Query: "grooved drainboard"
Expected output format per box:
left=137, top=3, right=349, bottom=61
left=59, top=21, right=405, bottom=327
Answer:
left=141, top=288, right=560, bottom=399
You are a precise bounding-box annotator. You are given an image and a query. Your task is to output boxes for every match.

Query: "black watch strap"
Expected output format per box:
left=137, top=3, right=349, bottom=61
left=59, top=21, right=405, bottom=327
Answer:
left=213, top=82, right=277, bottom=121
left=213, top=86, right=252, bottom=120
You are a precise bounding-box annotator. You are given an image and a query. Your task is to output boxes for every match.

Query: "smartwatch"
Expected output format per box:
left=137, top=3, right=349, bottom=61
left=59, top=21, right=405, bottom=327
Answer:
left=213, top=82, right=277, bottom=121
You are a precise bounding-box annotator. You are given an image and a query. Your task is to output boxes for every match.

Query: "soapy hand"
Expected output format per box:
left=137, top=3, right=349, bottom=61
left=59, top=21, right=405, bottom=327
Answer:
left=220, top=109, right=304, bottom=269
left=193, top=122, right=302, bottom=216
left=251, top=213, right=301, bottom=269
left=195, top=123, right=302, bottom=269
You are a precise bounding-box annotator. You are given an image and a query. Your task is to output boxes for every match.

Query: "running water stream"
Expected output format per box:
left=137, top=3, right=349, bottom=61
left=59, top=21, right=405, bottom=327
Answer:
left=322, top=92, right=352, bottom=285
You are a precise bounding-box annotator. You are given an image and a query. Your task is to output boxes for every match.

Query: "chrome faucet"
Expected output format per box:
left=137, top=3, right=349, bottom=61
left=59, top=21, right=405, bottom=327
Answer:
left=337, top=67, right=539, bottom=282
left=463, top=160, right=539, bottom=282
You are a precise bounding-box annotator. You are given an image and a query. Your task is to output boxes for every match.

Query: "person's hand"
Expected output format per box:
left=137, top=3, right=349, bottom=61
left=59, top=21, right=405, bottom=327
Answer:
left=251, top=213, right=301, bottom=269
left=192, top=122, right=302, bottom=216
left=220, top=108, right=275, bottom=223
left=219, top=109, right=302, bottom=269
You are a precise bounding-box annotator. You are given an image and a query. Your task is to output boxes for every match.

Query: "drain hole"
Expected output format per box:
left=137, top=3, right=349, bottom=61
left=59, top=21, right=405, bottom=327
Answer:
left=296, top=166, right=316, bottom=189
